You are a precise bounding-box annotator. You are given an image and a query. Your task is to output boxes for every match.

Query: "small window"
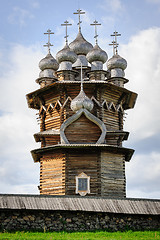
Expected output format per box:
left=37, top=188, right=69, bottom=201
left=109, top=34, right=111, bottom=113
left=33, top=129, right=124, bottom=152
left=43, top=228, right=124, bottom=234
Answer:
left=78, top=178, right=88, bottom=191
left=76, top=172, right=90, bottom=196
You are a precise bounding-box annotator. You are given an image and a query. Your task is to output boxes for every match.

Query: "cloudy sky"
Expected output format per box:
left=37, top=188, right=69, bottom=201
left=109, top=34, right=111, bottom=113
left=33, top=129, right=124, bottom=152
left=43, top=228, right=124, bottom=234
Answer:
left=0, top=0, right=160, bottom=199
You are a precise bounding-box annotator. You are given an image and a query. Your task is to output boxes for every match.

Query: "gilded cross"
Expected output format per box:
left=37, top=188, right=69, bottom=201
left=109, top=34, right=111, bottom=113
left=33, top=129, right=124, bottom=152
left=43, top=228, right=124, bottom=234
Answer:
left=90, top=20, right=101, bottom=45
left=61, top=20, right=72, bottom=44
left=110, top=31, right=121, bottom=55
left=74, top=9, right=85, bottom=32
left=44, top=29, right=54, bottom=54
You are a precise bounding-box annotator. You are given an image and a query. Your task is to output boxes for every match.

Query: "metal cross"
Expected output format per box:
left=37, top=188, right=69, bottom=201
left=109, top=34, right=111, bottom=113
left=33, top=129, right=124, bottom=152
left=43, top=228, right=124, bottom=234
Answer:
left=74, top=9, right=85, bottom=32
left=90, top=20, right=101, bottom=45
left=44, top=29, right=54, bottom=54
left=61, top=20, right=72, bottom=44
left=109, top=40, right=119, bottom=56
left=110, top=31, right=121, bottom=55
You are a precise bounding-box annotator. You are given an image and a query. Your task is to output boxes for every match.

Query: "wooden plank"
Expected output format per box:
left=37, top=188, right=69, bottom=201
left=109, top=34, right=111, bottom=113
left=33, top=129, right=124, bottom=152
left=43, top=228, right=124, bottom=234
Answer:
left=101, top=152, right=125, bottom=197
left=65, top=150, right=100, bottom=196
left=40, top=152, right=66, bottom=195
left=0, top=195, right=160, bottom=215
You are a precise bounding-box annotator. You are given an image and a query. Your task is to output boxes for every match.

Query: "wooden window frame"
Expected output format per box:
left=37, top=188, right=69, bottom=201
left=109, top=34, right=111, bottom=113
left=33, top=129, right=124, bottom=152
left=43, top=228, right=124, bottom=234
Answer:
left=76, top=172, right=90, bottom=196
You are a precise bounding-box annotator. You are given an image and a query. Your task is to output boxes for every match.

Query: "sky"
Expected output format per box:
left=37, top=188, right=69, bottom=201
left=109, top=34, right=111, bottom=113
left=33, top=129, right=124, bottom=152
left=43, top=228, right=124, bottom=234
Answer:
left=0, top=0, right=160, bottom=199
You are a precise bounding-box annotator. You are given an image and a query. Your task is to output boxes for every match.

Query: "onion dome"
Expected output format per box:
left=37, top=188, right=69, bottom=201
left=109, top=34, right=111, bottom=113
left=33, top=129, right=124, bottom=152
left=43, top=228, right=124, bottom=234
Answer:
left=107, top=54, right=127, bottom=71
left=69, top=31, right=93, bottom=55
left=39, top=53, right=59, bottom=78
left=86, top=44, right=108, bottom=64
left=107, top=54, right=127, bottom=78
left=71, top=90, right=94, bottom=112
left=56, top=44, right=77, bottom=64
left=39, top=53, right=59, bottom=71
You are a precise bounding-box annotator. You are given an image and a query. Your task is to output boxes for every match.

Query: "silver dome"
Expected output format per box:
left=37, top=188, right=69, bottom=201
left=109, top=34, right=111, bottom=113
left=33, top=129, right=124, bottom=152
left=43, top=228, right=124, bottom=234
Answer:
left=71, top=90, right=94, bottom=112
left=39, top=69, right=55, bottom=78
left=56, top=44, right=77, bottom=64
left=72, top=55, right=89, bottom=68
left=39, top=53, right=59, bottom=71
left=69, top=31, right=93, bottom=55
left=107, top=54, right=127, bottom=70
left=86, top=44, right=108, bottom=63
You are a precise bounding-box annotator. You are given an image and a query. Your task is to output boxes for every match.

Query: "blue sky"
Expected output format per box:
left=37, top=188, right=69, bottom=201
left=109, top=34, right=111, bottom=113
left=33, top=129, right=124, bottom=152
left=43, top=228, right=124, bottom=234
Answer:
left=0, top=0, right=160, bottom=199
left=1, top=0, right=160, bottom=47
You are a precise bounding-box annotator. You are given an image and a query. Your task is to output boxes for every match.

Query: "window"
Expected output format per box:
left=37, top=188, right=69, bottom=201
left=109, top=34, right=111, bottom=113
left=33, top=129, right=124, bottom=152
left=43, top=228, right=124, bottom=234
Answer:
left=76, top=172, right=90, bottom=196
left=78, top=178, right=88, bottom=191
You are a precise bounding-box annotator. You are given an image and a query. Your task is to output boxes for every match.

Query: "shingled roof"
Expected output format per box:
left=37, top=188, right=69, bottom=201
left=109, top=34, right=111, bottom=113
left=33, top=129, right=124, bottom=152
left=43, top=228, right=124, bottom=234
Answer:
left=0, top=194, right=159, bottom=215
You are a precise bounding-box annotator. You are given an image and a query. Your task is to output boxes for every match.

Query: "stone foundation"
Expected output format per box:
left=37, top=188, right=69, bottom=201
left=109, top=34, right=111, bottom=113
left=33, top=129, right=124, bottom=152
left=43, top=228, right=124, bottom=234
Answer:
left=0, top=209, right=160, bottom=232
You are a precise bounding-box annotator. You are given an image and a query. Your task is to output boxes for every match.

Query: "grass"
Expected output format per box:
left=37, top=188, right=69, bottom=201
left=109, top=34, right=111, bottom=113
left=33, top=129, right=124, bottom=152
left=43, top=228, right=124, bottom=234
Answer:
left=0, top=231, right=159, bottom=240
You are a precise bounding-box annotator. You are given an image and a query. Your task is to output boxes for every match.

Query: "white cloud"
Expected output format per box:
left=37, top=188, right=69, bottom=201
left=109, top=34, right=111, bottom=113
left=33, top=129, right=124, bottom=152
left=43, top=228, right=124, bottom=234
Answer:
left=120, top=27, right=160, bottom=199
left=8, top=7, right=34, bottom=26
left=0, top=43, right=42, bottom=194
left=0, top=183, right=39, bottom=195
left=121, top=27, right=160, bottom=142
left=126, top=152, right=160, bottom=198
left=0, top=43, right=53, bottom=106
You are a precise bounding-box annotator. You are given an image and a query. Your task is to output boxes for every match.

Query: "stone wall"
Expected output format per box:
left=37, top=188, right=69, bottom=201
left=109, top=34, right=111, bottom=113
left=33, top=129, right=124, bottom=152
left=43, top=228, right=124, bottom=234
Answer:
left=0, top=209, right=160, bottom=232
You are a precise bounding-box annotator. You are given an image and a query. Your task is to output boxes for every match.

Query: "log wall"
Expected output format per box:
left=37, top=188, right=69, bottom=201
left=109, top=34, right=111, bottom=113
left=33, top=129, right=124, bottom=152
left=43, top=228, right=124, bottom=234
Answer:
left=65, top=149, right=101, bottom=196
left=45, top=108, right=61, bottom=130
left=105, top=136, right=119, bottom=146
left=40, top=152, right=66, bottom=195
left=39, top=149, right=126, bottom=197
left=45, top=136, right=60, bottom=146
left=101, top=152, right=126, bottom=198
left=37, top=84, right=128, bottom=197
left=43, top=92, right=60, bottom=106
left=39, top=84, right=124, bottom=140
left=65, top=114, right=101, bottom=144
left=101, top=89, right=123, bottom=131
left=103, top=110, right=119, bottom=130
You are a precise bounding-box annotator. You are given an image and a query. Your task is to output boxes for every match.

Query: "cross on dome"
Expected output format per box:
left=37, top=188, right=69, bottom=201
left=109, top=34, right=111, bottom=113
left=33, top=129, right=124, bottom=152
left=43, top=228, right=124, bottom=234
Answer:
left=73, top=9, right=85, bottom=32
left=110, top=31, right=121, bottom=55
left=109, top=40, right=119, bottom=56
left=80, top=63, right=83, bottom=91
left=90, top=20, right=101, bottom=45
left=61, top=20, right=72, bottom=44
left=70, top=62, right=94, bottom=113
left=43, top=29, right=54, bottom=54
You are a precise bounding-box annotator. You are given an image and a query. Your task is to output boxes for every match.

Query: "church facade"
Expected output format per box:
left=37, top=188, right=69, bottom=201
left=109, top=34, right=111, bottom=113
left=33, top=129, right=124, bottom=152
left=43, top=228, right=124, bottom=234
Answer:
left=26, top=10, right=137, bottom=198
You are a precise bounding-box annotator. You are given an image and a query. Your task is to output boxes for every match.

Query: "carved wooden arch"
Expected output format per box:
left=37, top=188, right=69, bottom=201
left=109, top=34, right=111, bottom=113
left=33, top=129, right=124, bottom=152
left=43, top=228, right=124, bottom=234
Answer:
left=60, top=108, right=106, bottom=144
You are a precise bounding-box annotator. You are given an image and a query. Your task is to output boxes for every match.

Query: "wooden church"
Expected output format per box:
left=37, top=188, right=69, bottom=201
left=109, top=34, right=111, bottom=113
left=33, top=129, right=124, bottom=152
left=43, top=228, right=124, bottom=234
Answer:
left=26, top=10, right=137, bottom=198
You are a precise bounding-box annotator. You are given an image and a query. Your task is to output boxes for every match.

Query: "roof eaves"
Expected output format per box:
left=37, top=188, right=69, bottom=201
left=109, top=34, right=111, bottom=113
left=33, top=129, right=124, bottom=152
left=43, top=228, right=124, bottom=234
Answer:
left=31, top=144, right=134, bottom=163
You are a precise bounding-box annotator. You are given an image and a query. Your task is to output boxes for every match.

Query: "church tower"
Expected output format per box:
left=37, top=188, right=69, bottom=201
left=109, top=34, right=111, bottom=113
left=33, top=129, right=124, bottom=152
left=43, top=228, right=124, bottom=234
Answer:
left=26, top=10, right=137, bottom=198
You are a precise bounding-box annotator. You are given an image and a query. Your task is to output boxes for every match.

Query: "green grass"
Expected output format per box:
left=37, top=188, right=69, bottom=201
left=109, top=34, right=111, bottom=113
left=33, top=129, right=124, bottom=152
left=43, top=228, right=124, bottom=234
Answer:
left=0, top=231, right=159, bottom=240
